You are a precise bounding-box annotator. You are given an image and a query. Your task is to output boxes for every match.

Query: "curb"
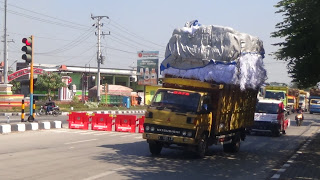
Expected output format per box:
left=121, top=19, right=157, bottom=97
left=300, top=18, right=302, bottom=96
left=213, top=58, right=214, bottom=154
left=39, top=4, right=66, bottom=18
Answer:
left=0, top=121, right=62, bottom=134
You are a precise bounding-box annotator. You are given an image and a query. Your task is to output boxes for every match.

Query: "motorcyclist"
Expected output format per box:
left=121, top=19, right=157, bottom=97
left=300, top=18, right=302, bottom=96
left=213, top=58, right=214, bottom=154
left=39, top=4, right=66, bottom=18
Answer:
left=295, top=109, right=304, bottom=126
left=45, top=98, right=56, bottom=114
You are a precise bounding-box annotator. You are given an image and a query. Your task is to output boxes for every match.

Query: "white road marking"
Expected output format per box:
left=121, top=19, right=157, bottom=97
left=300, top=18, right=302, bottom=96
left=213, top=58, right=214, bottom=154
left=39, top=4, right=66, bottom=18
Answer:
left=283, top=164, right=290, bottom=167
left=82, top=167, right=126, bottom=180
left=64, top=139, right=97, bottom=145
left=271, top=174, right=280, bottom=179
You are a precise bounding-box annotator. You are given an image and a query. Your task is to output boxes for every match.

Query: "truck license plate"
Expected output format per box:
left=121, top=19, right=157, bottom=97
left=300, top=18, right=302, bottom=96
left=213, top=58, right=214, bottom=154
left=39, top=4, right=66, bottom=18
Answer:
left=159, top=136, right=174, bottom=141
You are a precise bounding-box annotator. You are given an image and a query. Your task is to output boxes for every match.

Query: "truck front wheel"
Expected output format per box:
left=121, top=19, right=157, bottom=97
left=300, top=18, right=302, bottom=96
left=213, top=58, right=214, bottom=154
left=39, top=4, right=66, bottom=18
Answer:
left=196, top=135, right=208, bottom=158
left=223, top=135, right=240, bottom=153
left=149, top=142, right=162, bottom=155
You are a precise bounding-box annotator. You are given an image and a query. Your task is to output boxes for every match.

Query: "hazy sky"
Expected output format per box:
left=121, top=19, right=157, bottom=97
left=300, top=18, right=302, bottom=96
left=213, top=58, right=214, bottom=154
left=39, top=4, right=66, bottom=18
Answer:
left=0, top=0, right=292, bottom=84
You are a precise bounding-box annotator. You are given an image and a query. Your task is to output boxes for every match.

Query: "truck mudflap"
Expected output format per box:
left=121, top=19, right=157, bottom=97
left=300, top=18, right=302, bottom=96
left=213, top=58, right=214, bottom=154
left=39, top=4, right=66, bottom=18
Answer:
left=143, top=133, right=196, bottom=145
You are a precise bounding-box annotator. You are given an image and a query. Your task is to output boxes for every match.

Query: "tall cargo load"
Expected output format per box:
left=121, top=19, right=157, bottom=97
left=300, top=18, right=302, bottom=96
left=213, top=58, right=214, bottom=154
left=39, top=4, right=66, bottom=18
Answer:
left=143, top=21, right=266, bottom=157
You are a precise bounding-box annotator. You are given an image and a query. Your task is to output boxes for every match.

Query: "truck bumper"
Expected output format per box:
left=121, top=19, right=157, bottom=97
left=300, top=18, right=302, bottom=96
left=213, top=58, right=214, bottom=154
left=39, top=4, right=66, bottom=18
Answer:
left=143, top=133, right=196, bottom=145
left=310, top=108, right=320, bottom=113
left=250, top=121, right=280, bottom=132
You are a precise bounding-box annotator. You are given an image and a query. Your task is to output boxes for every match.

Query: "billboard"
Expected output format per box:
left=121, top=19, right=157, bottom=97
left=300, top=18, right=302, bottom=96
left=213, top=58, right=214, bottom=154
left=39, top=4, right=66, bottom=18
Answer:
left=137, top=51, right=159, bottom=85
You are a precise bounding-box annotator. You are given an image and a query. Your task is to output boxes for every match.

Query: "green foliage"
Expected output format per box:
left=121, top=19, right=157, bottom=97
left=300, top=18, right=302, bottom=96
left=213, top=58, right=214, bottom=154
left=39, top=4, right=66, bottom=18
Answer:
left=9, top=80, right=21, bottom=94
left=271, top=0, right=320, bottom=88
left=35, top=72, right=66, bottom=99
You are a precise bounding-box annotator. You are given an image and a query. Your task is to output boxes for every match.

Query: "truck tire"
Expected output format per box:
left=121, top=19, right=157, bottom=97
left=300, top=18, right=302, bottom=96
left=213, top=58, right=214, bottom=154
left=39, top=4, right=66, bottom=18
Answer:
left=223, top=135, right=240, bottom=153
left=272, top=126, right=281, bottom=137
left=196, top=135, right=208, bottom=158
left=310, top=111, right=313, bottom=114
left=149, top=142, right=162, bottom=155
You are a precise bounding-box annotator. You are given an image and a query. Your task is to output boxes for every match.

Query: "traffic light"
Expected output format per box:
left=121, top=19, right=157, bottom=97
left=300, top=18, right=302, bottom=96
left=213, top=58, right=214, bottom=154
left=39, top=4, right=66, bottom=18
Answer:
left=21, top=37, right=32, bottom=64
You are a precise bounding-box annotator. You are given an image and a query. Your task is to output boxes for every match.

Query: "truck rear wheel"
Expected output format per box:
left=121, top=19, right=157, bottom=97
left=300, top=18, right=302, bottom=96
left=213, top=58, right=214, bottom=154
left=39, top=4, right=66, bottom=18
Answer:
left=149, top=142, right=162, bottom=155
left=196, top=135, right=208, bottom=158
left=223, top=135, right=240, bottom=153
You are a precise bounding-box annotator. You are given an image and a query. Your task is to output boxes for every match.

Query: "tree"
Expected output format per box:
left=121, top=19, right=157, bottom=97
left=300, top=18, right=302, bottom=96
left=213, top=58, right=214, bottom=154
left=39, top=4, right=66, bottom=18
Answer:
left=271, top=0, right=320, bottom=88
left=9, top=80, right=21, bottom=94
left=35, top=72, right=66, bottom=99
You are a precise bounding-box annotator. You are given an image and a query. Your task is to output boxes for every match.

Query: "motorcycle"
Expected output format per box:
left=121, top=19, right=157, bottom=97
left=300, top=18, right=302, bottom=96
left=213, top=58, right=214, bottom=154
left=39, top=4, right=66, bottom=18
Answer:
left=295, top=111, right=304, bottom=126
left=37, top=105, right=61, bottom=117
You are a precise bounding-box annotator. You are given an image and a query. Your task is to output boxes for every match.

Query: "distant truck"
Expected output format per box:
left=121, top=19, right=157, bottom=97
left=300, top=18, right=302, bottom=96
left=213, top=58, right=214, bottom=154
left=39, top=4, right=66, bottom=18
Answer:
left=309, top=88, right=320, bottom=114
left=299, top=90, right=309, bottom=112
left=250, top=99, right=290, bottom=136
left=264, top=86, right=289, bottom=112
left=288, top=88, right=300, bottom=113
left=287, top=95, right=296, bottom=113
left=143, top=77, right=258, bottom=157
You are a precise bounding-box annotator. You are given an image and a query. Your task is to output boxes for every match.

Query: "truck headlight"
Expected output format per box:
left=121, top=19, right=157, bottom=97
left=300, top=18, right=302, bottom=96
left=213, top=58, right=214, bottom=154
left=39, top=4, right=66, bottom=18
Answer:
left=145, top=111, right=153, bottom=118
left=187, top=131, right=193, bottom=137
left=182, top=131, right=187, bottom=136
left=145, top=126, right=150, bottom=131
left=150, top=127, right=155, bottom=132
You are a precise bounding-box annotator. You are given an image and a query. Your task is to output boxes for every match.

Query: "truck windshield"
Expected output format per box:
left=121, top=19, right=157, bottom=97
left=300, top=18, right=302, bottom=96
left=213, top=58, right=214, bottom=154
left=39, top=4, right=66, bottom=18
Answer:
left=255, top=102, right=279, bottom=114
left=265, top=91, right=285, bottom=100
left=310, top=99, right=320, bottom=105
left=151, top=89, right=201, bottom=113
left=299, top=96, right=305, bottom=102
left=288, top=99, right=294, bottom=103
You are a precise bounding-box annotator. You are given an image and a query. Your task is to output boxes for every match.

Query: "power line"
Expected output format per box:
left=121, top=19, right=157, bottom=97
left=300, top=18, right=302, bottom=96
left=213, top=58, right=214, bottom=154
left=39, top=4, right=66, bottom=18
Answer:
left=0, top=8, right=88, bottom=31
left=7, top=2, right=88, bottom=28
left=107, top=19, right=165, bottom=48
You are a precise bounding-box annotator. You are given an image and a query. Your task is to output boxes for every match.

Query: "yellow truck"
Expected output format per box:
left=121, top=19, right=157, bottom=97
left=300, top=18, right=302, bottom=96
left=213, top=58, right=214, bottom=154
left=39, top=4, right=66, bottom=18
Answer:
left=143, top=77, right=258, bottom=157
left=264, top=86, right=289, bottom=107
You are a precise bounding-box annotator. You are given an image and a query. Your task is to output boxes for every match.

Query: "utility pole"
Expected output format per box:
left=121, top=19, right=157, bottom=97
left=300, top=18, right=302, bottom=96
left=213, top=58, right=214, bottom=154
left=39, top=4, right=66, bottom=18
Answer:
left=3, top=0, right=7, bottom=83
left=91, top=14, right=110, bottom=102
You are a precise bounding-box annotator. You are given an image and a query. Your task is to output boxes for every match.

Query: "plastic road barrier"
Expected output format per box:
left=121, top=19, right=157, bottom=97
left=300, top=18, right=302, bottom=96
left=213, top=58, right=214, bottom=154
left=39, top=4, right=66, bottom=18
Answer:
left=137, top=116, right=145, bottom=133
left=91, top=114, right=113, bottom=131
left=115, top=115, right=136, bottom=133
left=68, top=112, right=90, bottom=130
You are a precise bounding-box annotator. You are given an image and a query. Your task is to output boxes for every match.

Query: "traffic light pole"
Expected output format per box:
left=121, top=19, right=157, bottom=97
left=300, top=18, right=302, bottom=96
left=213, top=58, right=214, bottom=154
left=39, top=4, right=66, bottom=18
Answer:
left=28, top=35, right=34, bottom=121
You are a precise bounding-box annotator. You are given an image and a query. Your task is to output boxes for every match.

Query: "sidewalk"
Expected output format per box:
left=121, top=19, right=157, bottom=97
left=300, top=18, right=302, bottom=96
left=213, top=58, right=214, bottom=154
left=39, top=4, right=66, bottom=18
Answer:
left=271, top=130, right=320, bottom=180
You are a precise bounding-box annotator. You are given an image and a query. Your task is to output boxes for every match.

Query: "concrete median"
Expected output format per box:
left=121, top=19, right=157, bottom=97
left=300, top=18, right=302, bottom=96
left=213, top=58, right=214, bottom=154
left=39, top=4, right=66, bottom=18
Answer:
left=0, top=121, right=62, bottom=134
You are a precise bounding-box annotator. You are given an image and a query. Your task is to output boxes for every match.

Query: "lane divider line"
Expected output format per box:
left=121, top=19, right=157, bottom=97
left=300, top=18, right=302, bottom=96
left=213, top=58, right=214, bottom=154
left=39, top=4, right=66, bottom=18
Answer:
left=64, top=139, right=97, bottom=145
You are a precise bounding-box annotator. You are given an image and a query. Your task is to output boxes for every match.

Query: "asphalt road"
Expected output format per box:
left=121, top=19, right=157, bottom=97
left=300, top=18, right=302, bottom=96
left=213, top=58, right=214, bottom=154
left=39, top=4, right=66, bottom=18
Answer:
left=0, top=113, right=319, bottom=180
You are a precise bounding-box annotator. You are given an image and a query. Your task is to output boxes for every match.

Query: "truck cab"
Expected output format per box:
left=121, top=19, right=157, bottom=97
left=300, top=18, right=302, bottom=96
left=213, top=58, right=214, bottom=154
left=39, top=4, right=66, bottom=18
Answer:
left=309, top=96, right=320, bottom=114
left=250, top=99, right=290, bottom=136
left=287, top=95, right=296, bottom=113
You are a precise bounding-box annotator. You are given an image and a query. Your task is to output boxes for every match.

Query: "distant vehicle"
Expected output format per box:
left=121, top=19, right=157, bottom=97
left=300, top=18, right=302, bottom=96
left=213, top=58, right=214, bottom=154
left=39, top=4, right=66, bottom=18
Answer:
left=299, top=90, right=309, bottom=112
left=309, top=88, right=320, bottom=114
left=264, top=86, right=289, bottom=114
left=250, top=99, right=290, bottom=137
left=287, top=95, right=296, bottom=114
left=37, top=105, right=61, bottom=117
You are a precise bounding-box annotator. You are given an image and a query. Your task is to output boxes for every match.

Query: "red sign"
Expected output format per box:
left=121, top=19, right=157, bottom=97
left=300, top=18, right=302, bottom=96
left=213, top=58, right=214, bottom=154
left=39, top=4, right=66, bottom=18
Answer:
left=8, top=68, right=44, bottom=82
left=68, top=77, right=72, bottom=84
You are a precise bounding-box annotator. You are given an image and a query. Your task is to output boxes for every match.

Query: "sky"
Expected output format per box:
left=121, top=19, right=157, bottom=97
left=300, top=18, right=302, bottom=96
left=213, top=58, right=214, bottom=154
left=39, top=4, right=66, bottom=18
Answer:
left=0, top=0, right=292, bottom=85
